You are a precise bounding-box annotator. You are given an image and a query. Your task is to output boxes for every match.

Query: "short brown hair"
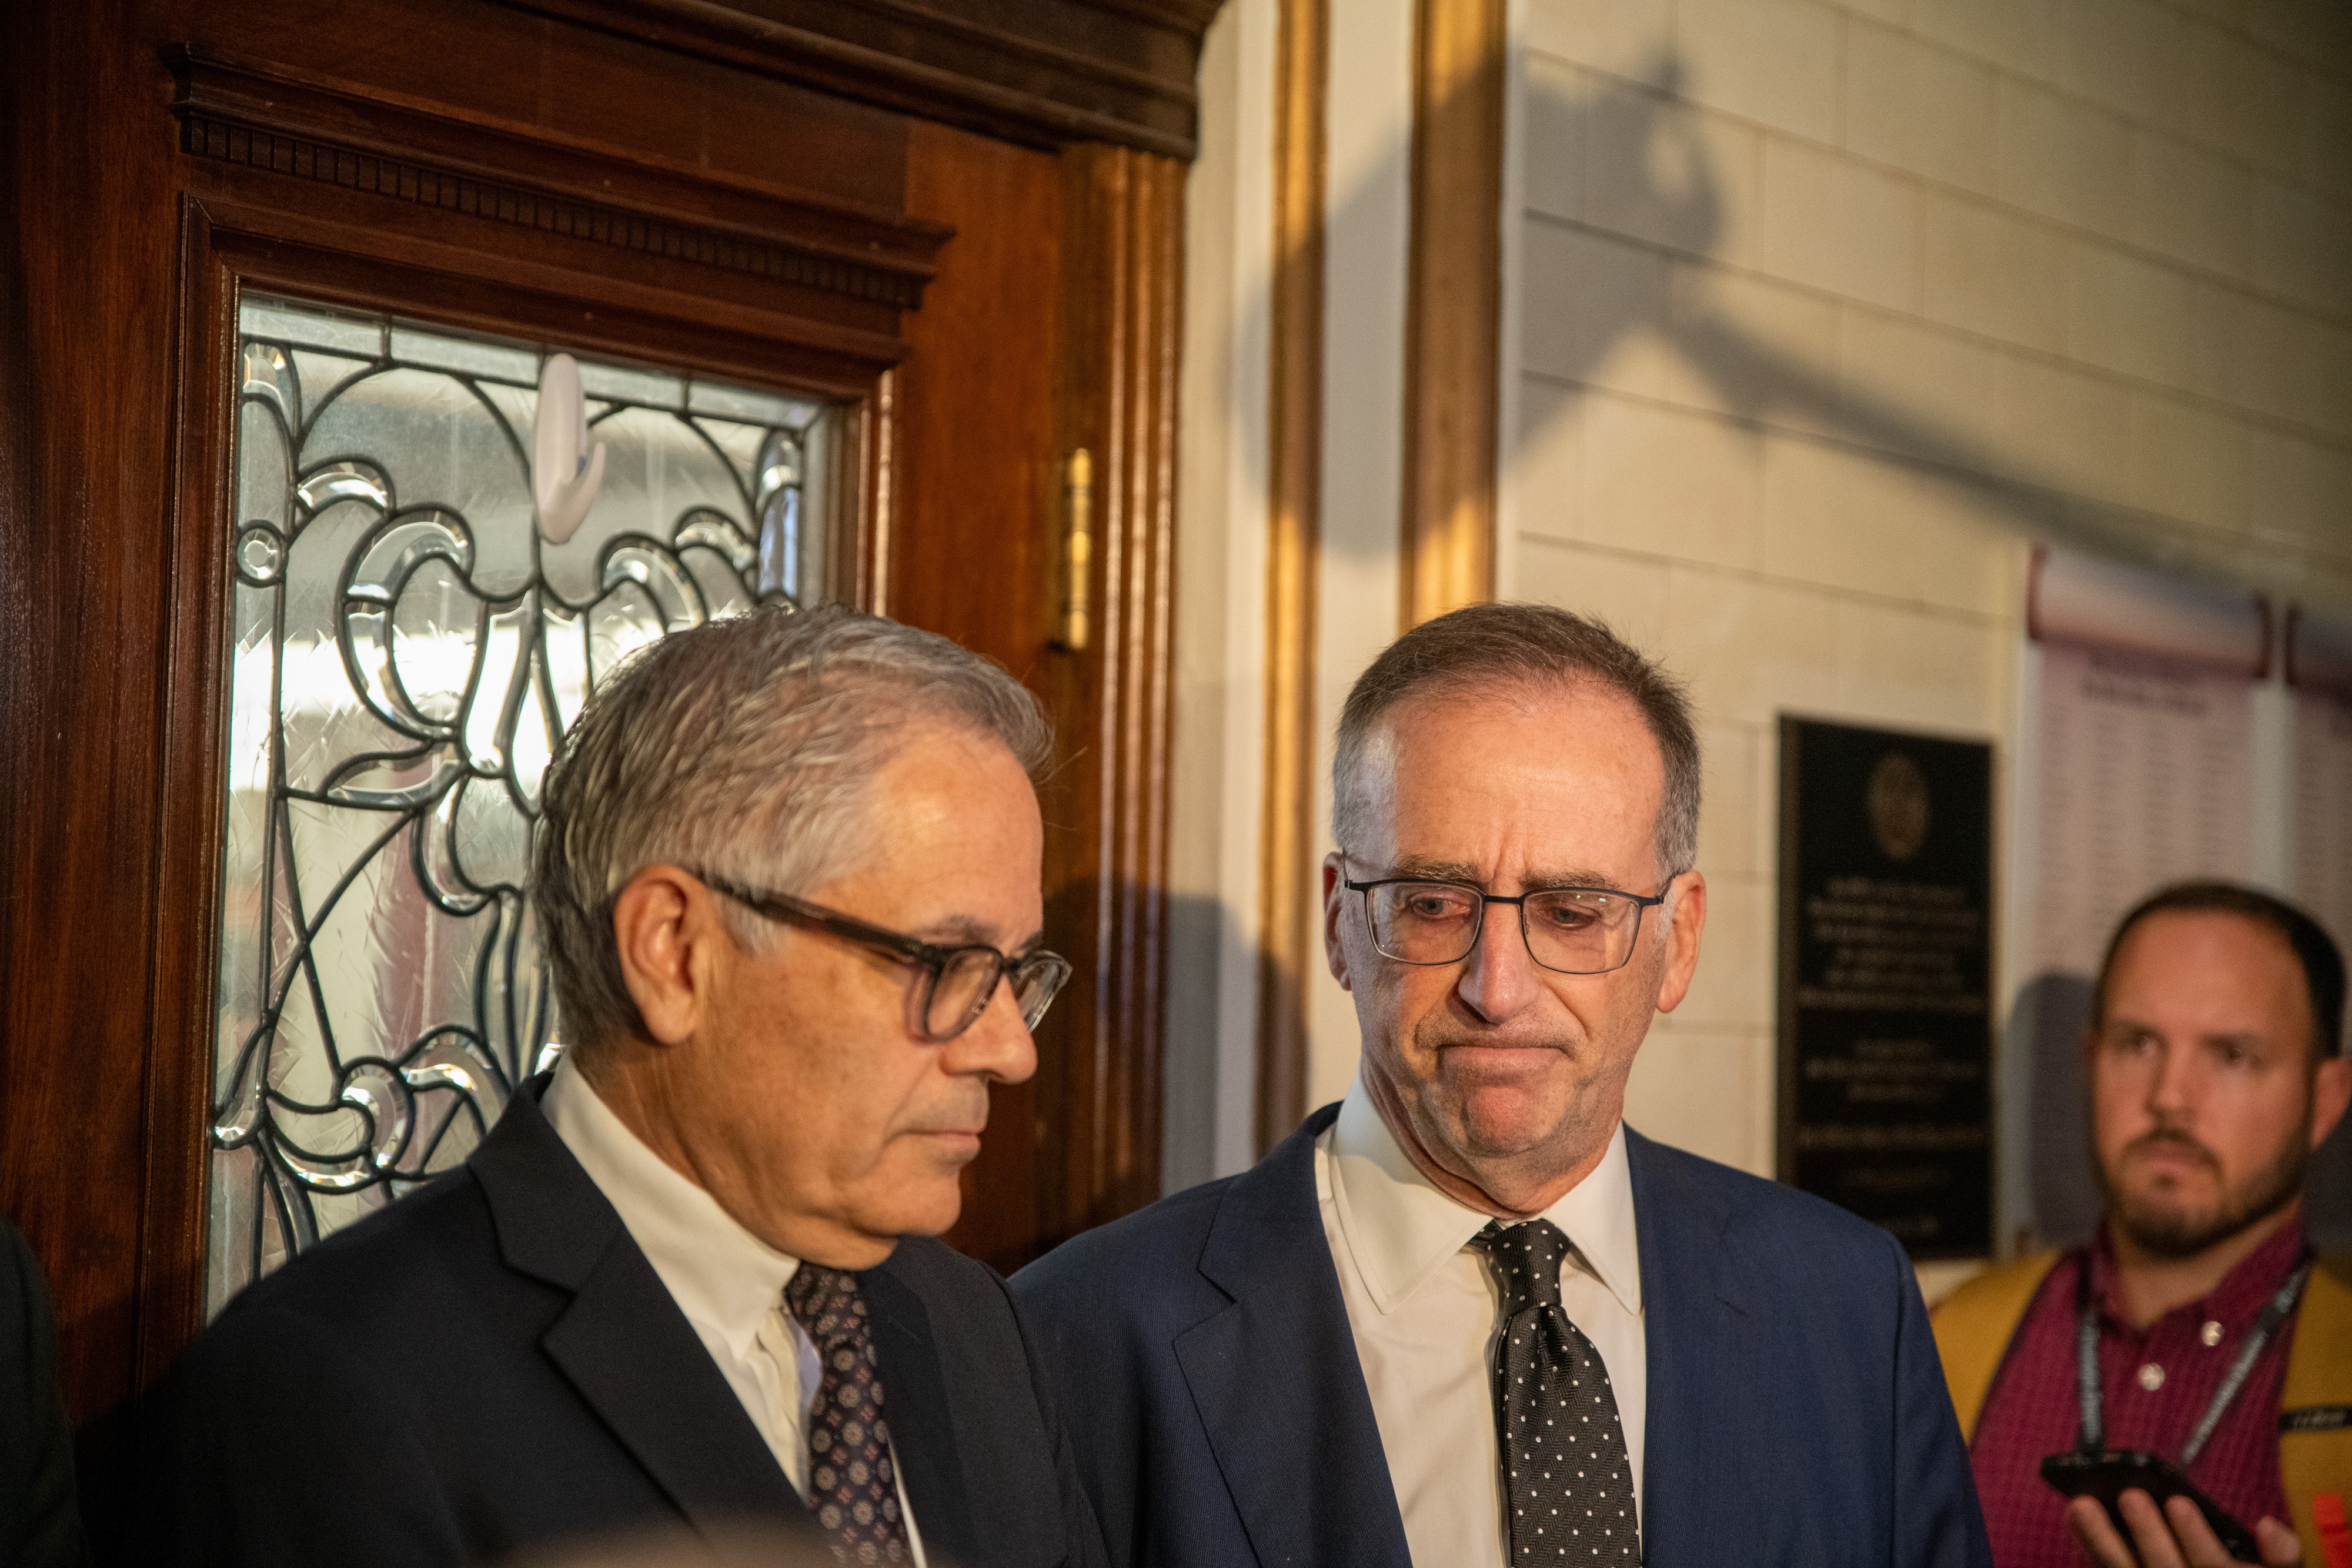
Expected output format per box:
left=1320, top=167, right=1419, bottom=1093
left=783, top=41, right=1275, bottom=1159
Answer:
left=2094, top=881, right=2346, bottom=1059
left=1332, top=603, right=1700, bottom=878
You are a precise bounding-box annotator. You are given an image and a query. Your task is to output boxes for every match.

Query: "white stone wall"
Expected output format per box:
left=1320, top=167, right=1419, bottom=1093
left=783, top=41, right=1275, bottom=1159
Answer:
left=1501, top=0, right=2352, bottom=1187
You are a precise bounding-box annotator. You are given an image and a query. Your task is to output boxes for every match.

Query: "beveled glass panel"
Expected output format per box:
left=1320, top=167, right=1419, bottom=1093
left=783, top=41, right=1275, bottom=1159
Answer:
left=206, top=294, right=834, bottom=1316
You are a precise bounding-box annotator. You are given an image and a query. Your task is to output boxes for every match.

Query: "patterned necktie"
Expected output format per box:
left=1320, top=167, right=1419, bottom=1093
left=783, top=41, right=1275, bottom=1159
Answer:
left=784, top=1264, right=913, bottom=1566
left=1472, top=1219, right=1642, bottom=1565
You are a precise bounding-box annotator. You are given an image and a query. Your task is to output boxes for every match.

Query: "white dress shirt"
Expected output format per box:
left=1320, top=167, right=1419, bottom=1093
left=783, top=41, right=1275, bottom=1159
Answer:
left=1315, top=1076, right=1646, bottom=1568
left=543, top=1057, right=926, bottom=1564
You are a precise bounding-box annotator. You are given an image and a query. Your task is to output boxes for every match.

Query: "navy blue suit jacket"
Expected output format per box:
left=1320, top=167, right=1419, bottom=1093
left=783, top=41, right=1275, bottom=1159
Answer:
left=1012, top=1105, right=1990, bottom=1568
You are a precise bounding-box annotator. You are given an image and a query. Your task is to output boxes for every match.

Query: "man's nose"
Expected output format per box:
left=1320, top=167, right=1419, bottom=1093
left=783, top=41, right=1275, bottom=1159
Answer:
left=2144, top=1038, right=2197, bottom=1115
left=1454, top=906, right=1542, bottom=1022
left=943, top=978, right=1040, bottom=1086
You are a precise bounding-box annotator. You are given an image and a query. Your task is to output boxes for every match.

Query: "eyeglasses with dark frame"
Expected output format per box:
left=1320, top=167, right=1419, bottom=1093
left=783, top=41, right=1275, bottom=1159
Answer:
left=1341, top=870, right=1673, bottom=975
left=692, top=871, right=1073, bottom=1042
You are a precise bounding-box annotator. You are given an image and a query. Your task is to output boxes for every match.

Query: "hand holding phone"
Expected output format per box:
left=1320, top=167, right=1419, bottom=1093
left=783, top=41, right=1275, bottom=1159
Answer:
left=2042, top=1451, right=2262, bottom=1562
left=2043, top=1451, right=2303, bottom=1568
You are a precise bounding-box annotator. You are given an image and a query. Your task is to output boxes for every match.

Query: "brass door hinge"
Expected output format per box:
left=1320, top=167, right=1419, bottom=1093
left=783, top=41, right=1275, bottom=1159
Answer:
left=1055, top=447, right=1093, bottom=651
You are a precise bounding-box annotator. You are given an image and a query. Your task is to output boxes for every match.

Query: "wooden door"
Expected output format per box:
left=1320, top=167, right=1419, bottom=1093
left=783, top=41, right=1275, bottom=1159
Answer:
left=0, top=0, right=1207, bottom=1423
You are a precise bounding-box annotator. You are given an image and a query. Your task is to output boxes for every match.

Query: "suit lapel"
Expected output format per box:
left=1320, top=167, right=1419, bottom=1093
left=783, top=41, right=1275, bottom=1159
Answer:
left=473, top=1079, right=807, bottom=1530
left=1177, top=1106, right=1413, bottom=1568
left=1625, top=1129, right=1753, bottom=1568
left=541, top=1241, right=808, bottom=1524
left=861, top=1263, right=985, bottom=1567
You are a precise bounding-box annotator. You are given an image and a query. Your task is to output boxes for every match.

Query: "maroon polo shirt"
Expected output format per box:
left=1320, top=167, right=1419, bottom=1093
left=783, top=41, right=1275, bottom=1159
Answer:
left=1969, top=1215, right=2306, bottom=1568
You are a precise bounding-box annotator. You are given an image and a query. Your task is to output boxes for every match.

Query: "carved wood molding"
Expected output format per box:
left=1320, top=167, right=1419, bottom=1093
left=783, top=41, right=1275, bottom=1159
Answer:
left=170, top=50, right=950, bottom=312
left=1049, top=141, right=1184, bottom=1233
left=131, top=198, right=906, bottom=1388
left=1254, top=0, right=1327, bottom=1154
left=500, top=0, right=1223, bottom=160
left=1400, top=0, right=1502, bottom=626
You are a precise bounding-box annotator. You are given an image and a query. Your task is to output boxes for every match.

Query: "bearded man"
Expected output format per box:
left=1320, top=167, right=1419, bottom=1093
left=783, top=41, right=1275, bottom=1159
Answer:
left=1935, top=882, right=2352, bottom=1568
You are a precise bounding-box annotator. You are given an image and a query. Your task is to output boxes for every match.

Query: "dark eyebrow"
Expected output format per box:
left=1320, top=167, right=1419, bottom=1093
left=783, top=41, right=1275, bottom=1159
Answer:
left=1522, top=869, right=1635, bottom=895
left=1378, top=857, right=1629, bottom=894
left=1383, top=856, right=1486, bottom=884
left=2097, top=1017, right=2258, bottom=1052
left=916, top=914, right=997, bottom=946
left=914, top=915, right=1045, bottom=955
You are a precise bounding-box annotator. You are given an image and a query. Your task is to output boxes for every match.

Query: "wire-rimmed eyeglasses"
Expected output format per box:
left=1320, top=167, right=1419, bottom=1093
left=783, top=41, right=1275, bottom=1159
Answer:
left=694, top=871, right=1073, bottom=1042
left=1342, top=872, right=1672, bottom=975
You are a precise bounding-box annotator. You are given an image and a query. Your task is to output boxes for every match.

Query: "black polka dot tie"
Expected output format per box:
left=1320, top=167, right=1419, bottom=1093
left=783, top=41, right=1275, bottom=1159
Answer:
left=784, top=1265, right=911, bottom=1566
left=1472, top=1219, right=1641, bottom=1566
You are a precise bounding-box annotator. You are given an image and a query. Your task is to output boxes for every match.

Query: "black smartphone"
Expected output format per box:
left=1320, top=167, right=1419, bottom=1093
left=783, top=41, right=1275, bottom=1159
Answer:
left=2041, top=1450, right=2261, bottom=1563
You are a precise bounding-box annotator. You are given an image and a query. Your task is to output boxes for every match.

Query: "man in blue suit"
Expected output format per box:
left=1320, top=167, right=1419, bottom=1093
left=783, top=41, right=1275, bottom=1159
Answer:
left=1014, top=603, right=1990, bottom=1567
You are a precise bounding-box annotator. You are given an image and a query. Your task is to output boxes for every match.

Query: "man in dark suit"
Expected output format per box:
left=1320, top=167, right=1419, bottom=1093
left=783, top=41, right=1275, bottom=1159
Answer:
left=1014, top=603, right=1991, bottom=1568
left=142, top=604, right=1102, bottom=1568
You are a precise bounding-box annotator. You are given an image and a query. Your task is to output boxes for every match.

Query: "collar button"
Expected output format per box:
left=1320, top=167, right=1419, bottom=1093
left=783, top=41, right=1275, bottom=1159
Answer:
left=2200, top=1320, right=2224, bottom=1348
left=2137, top=1362, right=2166, bottom=1392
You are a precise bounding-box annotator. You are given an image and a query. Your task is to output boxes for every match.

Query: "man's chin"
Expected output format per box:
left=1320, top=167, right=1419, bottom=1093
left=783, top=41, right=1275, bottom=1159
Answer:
left=854, top=1171, right=967, bottom=1242
left=1444, top=1079, right=1579, bottom=1159
left=2112, top=1188, right=2270, bottom=1259
left=2104, top=1136, right=2308, bottom=1259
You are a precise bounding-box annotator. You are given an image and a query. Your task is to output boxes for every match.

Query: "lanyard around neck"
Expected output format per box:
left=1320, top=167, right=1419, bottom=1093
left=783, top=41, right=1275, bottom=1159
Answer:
left=2075, top=1254, right=2312, bottom=1466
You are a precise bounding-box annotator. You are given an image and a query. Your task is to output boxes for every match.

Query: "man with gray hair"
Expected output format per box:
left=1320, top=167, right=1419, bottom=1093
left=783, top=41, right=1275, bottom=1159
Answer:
left=1015, top=603, right=1991, bottom=1567
left=142, top=604, right=1105, bottom=1568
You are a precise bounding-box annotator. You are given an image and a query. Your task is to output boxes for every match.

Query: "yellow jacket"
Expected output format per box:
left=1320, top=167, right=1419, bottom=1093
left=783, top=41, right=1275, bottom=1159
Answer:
left=1932, top=1250, right=2352, bottom=1567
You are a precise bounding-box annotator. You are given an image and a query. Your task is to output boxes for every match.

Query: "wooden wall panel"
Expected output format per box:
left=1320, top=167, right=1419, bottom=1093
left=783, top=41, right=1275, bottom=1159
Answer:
left=504, top=0, right=1222, bottom=159
left=1048, top=141, right=1181, bottom=1242
left=176, top=0, right=914, bottom=210
left=1, top=1, right=925, bottom=1420
left=894, top=121, right=1067, bottom=1270
left=2, top=0, right=1198, bottom=1416
left=897, top=124, right=1182, bottom=1269
left=0, top=0, right=195, bottom=1423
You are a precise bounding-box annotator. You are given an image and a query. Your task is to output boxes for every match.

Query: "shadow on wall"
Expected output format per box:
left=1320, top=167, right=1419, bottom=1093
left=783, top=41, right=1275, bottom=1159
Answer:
left=1505, top=55, right=2336, bottom=604
left=2013, top=973, right=2352, bottom=1256
left=1174, top=41, right=2352, bottom=1220
left=1164, top=889, right=1256, bottom=1192
left=1238, top=48, right=2344, bottom=604
left=2016, top=975, right=2104, bottom=1251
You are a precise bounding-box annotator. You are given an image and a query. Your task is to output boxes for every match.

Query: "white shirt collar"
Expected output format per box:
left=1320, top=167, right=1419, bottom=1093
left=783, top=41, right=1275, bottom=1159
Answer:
left=1328, top=1075, right=1642, bottom=1319
left=542, top=1054, right=803, bottom=1362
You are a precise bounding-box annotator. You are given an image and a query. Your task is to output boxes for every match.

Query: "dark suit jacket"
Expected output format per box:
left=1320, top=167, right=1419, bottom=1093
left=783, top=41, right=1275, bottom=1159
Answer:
left=133, top=1078, right=1102, bottom=1568
left=1012, top=1105, right=1992, bottom=1568
left=2, top=1217, right=83, bottom=1568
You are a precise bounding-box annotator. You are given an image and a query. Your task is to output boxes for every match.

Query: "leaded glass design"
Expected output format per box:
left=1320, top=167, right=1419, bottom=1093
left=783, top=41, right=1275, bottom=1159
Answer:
left=208, top=294, right=831, bottom=1315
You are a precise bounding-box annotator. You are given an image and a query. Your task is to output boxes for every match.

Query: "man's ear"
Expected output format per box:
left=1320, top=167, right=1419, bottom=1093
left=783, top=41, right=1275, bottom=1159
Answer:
left=1322, top=854, right=1353, bottom=992
left=611, top=865, right=729, bottom=1048
left=1652, top=870, right=1708, bottom=1013
left=2311, top=1051, right=2352, bottom=1152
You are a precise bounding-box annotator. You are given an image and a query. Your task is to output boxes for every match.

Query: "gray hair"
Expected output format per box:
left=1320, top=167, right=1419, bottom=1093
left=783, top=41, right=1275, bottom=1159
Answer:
left=1332, top=602, right=1700, bottom=880
left=534, top=603, right=1053, bottom=1054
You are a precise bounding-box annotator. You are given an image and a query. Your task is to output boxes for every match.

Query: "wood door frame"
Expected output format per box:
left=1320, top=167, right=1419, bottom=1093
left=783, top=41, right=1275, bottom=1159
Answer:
left=503, top=0, right=1224, bottom=159
left=106, top=43, right=948, bottom=1393
left=4, top=3, right=1207, bottom=1418
left=139, top=190, right=907, bottom=1386
left=1041, top=142, right=1182, bottom=1241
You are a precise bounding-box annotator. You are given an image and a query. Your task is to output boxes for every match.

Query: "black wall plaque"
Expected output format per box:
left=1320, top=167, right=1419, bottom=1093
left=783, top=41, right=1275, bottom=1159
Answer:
left=1778, top=717, right=1994, bottom=1258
